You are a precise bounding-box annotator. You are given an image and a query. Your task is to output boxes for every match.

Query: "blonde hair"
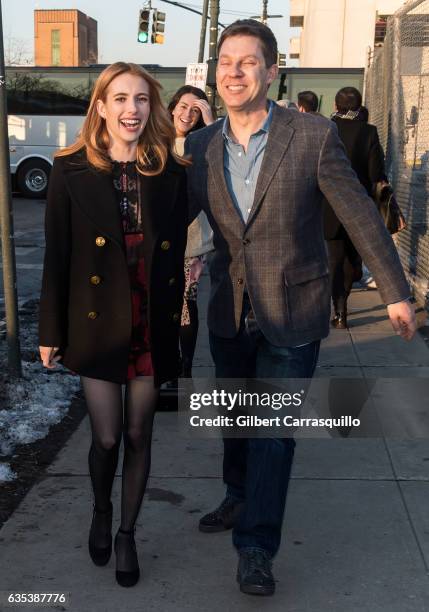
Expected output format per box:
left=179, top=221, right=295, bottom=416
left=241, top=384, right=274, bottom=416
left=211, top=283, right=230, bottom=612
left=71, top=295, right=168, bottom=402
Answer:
left=56, top=62, right=188, bottom=174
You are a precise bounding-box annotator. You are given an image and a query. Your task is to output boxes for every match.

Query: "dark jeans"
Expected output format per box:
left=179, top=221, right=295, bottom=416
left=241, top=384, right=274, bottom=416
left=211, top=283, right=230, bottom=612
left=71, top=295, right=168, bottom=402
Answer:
left=209, top=295, right=320, bottom=557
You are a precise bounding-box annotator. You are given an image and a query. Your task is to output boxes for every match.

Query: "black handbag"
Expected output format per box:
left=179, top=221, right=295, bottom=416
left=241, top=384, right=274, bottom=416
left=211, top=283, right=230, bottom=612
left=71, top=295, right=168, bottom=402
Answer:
left=374, top=182, right=406, bottom=235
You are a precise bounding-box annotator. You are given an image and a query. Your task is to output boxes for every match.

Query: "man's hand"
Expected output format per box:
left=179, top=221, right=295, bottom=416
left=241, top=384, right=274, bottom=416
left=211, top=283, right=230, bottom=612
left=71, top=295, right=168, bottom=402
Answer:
left=387, top=300, right=416, bottom=341
left=39, top=346, right=62, bottom=369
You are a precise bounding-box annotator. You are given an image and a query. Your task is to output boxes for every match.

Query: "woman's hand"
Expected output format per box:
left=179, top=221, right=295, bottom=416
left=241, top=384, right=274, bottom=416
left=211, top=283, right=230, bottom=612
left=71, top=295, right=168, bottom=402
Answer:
left=39, top=346, right=62, bottom=369
left=192, top=99, right=215, bottom=126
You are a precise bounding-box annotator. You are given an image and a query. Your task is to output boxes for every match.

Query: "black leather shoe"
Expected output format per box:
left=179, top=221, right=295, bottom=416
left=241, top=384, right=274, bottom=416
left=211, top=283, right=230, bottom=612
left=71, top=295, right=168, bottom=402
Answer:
left=114, top=528, right=140, bottom=587
left=199, top=497, right=244, bottom=533
left=237, top=548, right=275, bottom=596
left=88, top=502, right=113, bottom=566
left=331, top=312, right=347, bottom=329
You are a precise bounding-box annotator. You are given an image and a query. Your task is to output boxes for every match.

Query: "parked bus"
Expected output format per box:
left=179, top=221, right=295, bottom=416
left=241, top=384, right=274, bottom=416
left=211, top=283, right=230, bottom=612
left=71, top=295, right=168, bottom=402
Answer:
left=6, top=65, right=364, bottom=198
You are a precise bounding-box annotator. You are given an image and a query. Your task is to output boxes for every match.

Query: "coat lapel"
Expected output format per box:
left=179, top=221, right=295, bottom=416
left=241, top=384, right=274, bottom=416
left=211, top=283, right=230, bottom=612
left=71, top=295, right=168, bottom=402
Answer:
left=246, top=106, right=295, bottom=228
left=206, top=124, right=245, bottom=228
left=64, top=164, right=124, bottom=247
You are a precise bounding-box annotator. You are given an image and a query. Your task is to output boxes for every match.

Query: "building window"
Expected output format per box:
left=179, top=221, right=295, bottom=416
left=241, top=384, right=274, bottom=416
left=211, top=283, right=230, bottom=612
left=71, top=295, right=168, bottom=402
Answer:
left=374, top=16, right=388, bottom=47
left=51, top=29, right=61, bottom=65
left=290, top=16, right=304, bottom=28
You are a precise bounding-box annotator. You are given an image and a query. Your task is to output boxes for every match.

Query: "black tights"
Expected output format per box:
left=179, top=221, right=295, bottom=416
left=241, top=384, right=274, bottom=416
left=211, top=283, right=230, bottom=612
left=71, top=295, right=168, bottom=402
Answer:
left=179, top=299, right=199, bottom=376
left=81, top=376, right=158, bottom=532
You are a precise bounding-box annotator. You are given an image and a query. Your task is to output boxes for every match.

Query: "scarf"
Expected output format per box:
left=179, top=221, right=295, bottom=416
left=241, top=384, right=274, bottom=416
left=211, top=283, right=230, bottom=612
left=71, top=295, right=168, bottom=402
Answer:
left=331, top=107, right=367, bottom=121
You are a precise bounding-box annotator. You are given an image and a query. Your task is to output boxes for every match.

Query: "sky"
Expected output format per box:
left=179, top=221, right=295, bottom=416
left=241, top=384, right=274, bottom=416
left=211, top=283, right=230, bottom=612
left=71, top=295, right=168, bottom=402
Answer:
left=2, top=0, right=299, bottom=67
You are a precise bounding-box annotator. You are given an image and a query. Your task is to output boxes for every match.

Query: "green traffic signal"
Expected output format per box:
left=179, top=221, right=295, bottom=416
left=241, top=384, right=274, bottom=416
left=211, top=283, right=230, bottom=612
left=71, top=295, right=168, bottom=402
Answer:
left=138, top=9, right=150, bottom=44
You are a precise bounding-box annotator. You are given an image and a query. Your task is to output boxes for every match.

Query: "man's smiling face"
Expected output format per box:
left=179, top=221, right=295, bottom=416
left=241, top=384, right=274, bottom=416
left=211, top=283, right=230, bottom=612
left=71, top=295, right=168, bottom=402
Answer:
left=216, top=35, right=278, bottom=113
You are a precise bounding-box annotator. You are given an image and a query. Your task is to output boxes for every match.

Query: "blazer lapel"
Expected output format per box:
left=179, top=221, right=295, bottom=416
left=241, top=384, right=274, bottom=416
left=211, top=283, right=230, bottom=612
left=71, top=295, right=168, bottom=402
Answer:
left=64, top=164, right=124, bottom=248
left=206, top=125, right=245, bottom=228
left=246, top=106, right=295, bottom=227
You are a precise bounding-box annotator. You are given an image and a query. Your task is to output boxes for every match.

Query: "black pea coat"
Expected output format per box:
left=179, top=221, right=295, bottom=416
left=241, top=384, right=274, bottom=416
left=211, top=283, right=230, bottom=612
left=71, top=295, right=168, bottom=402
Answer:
left=323, top=117, right=387, bottom=240
left=38, top=149, right=188, bottom=386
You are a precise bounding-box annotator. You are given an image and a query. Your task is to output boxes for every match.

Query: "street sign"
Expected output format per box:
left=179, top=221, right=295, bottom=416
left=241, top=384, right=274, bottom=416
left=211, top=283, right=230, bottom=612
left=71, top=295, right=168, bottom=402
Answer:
left=185, top=63, right=208, bottom=90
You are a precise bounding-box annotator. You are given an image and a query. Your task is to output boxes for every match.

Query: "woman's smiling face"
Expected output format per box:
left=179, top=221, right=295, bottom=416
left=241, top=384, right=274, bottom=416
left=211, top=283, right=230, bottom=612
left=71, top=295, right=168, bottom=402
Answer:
left=171, top=93, right=202, bottom=137
left=96, top=72, right=151, bottom=147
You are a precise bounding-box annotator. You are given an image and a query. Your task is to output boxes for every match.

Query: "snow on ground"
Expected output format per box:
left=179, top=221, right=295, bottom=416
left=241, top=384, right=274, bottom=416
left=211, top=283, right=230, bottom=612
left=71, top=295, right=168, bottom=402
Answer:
left=0, top=463, right=17, bottom=482
left=0, top=361, right=80, bottom=458
left=0, top=302, right=81, bottom=482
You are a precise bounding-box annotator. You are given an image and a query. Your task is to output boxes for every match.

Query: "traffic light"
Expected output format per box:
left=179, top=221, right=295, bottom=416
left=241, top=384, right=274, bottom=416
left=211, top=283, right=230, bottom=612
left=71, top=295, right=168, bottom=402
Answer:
left=151, top=9, right=166, bottom=44
left=277, top=52, right=286, bottom=67
left=138, top=9, right=150, bottom=43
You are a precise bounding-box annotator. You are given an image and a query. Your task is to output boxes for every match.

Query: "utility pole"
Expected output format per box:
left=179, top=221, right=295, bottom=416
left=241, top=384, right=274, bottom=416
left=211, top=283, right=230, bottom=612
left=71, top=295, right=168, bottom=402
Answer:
left=206, top=0, right=220, bottom=104
left=0, top=0, right=22, bottom=377
left=262, top=0, right=268, bottom=24
left=198, top=0, right=210, bottom=62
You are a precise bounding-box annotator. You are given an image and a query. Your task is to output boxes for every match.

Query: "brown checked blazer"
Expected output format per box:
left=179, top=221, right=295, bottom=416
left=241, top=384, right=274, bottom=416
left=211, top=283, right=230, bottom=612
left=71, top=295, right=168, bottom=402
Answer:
left=185, top=104, right=409, bottom=347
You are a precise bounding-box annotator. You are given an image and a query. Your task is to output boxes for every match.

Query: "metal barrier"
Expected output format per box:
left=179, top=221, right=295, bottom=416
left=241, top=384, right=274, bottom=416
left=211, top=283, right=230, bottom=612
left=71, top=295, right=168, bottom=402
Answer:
left=365, top=0, right=429, bottom=309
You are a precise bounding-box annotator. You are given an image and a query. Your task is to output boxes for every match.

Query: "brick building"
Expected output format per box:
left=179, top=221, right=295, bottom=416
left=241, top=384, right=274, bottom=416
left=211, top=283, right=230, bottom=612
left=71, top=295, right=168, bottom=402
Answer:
left=34, top=9, right=98, bottom=67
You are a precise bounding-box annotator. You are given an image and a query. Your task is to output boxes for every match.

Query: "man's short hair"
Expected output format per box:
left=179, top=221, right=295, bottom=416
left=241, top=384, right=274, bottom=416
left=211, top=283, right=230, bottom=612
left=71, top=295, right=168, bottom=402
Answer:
left=217, top=19, right=278, bottom=68
left=297, top=90, right=319, bottom=112
left=335, top=87, right=362, bottom=113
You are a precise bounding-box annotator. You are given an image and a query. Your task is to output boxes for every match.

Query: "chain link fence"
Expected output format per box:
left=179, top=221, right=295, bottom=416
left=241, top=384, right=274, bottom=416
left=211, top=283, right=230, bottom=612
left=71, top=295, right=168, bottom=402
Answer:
left=365, top=0, right=429, bottom=310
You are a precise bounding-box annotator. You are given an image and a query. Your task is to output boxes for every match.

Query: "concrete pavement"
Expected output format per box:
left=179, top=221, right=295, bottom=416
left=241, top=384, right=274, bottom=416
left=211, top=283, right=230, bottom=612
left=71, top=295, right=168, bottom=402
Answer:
left=1, top=277, right=429, bottom=611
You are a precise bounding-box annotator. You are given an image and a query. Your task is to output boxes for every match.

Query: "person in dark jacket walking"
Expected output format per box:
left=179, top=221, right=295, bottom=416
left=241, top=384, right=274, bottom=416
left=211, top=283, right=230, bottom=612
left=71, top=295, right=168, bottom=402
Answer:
left=38, top=62, right=188, bottom=587
left=323, top=86, right=387, bottom=328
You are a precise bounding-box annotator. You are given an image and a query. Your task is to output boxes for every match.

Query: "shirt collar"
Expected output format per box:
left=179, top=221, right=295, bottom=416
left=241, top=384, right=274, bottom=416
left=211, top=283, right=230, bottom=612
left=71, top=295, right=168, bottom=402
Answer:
left=222, top=99, right=275, bottom=143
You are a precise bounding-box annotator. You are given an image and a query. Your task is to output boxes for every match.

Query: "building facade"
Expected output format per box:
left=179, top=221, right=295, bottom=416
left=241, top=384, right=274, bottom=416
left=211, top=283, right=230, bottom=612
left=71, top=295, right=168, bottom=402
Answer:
left=290, top=0, right=408, bottom=67
left=34, top=10, right=98, bottom=67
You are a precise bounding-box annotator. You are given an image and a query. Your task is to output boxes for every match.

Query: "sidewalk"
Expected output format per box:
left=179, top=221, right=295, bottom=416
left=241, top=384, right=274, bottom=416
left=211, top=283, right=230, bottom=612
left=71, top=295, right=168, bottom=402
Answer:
left=1, top=279, right=429, bottom=611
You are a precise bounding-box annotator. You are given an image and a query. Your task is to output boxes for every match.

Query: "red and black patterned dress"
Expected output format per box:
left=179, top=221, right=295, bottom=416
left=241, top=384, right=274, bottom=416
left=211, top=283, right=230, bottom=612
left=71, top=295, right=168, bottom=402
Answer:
left=112, top=161, right=154, bottom=380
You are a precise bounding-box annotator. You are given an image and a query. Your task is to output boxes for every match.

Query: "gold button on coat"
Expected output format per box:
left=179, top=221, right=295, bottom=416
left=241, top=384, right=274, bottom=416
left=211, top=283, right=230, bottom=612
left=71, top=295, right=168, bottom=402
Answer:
left=168, top=277, right=176, bottom=286
left=95, top=236, right=106, bottom=247
left=90, top=275, right=101, bottom=286
left=88, top=311, right=99, bottom=320
left=161, top=240, right=171, bottom=251
left=172, top=313, right=180, bottom=322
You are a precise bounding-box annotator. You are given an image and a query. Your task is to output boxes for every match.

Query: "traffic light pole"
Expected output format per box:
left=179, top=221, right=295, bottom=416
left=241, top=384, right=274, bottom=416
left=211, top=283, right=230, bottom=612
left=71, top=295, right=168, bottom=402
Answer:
left=0, top=0, right=22, bottom=378
left=198, top=0, right=210, bottom=63
left=207, top=0, right=220, bottom=104
left=262, top=0, right=268, bottom=24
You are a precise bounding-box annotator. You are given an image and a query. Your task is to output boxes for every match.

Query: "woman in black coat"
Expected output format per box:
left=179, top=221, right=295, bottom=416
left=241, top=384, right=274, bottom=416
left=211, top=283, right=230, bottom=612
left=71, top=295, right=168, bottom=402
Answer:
left=39, top=62, right=188, bottom=587
left=323, top=88, right=387, bottom=328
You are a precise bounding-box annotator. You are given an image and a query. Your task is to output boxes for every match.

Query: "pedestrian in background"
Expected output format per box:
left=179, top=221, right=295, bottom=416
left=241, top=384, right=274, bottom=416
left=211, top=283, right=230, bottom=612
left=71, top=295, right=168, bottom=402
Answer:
left=167, top=86, right=215, bottom=377
left=323, top=86, right=387, bottom=328
left=297, top=90, right=320, bottom=114
left=39, top=62, right=189, bottom=587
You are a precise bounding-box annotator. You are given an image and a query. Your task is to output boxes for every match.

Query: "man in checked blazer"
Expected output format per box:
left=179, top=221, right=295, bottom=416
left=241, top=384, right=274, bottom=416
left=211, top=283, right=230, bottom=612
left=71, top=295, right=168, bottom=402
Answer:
left=185, top=20, right=415, bottom=597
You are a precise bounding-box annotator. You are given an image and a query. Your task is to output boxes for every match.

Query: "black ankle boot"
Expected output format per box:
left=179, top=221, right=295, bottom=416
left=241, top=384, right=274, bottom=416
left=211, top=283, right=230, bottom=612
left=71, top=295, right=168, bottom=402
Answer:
left=88, top=501, right=113, bottom=566
left=331, top=312, right=347, bottom=329
left=114, top=528, right=140, bottom=587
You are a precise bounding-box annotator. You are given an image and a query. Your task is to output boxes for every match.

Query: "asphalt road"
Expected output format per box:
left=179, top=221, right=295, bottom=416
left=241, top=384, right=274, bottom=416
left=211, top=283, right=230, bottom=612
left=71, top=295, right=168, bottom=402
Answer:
left=0, top=194, right=45, bottom=306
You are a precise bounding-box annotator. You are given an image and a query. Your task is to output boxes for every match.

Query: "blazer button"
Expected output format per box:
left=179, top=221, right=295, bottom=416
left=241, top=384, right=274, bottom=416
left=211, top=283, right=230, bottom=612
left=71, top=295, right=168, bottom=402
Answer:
left=242, top=238, right=251, bottom=245
left=88, top=311, right=99, bottom=320
left=95, top=236, right=106, bottom=247
left=168, top=277, right=176, bottom=286
left=237, top=278, right=244, bottom=285
left=161, top=240, right=171, bottom=251
left=90, top=275, right=102, bottom=286
left=172, top=313, right=180, bottom=322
